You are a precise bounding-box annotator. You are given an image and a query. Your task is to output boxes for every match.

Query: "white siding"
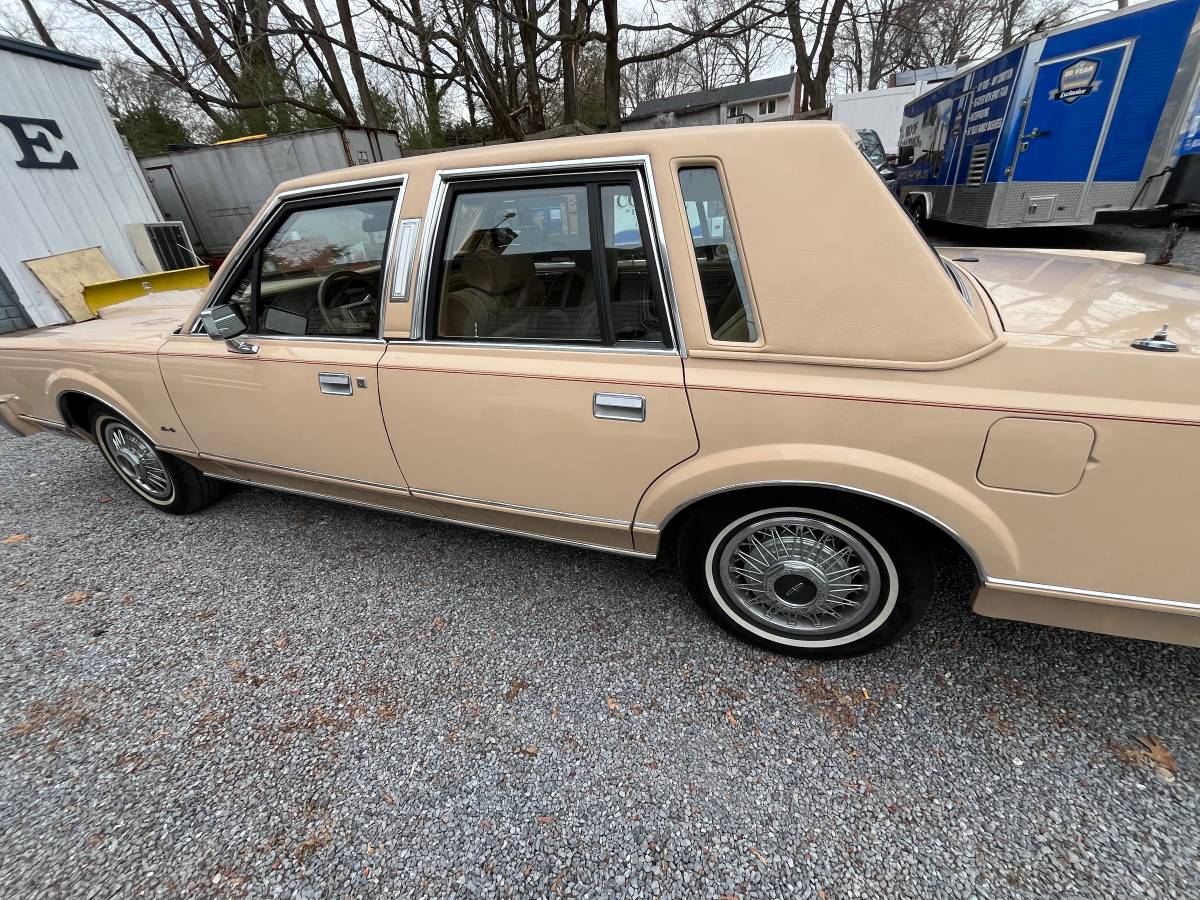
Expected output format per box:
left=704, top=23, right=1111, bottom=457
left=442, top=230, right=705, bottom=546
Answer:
left=721, top=93, right=794, bottom=123
left=0, top=49, right=160, bottom=326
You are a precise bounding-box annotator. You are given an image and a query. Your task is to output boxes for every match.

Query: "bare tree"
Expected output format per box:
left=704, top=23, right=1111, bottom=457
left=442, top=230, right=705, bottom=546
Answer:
left=717, top=0, right=784, bottom=84
left=18, top=0, right=56, bottom=46
left=599, top=0, right=766, bottom=130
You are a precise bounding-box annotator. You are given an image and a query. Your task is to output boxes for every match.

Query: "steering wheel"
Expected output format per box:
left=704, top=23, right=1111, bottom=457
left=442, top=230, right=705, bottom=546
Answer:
left=316, top=270, right=377, bottom=332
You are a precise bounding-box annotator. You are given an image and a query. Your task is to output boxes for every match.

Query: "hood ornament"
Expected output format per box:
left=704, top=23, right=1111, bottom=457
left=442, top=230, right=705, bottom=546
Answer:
left=1131, top=324, right=1179, bottom=353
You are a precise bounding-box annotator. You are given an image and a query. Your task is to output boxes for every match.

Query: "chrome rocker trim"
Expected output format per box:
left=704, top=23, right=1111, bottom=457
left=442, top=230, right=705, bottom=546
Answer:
left=206, top=473, right=655, bottom=560
left=984, top=578, right=1200, bottom=615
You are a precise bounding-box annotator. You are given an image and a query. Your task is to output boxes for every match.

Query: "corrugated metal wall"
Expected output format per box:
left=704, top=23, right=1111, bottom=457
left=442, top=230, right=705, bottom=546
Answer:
left=0, top=46, right=161, bottom=327
left=141, top=127, right=404, bottom=257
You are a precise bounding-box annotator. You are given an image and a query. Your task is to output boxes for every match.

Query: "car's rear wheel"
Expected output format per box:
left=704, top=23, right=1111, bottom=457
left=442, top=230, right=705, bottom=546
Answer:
left=91, top=408, right=225, bottom=514
left=679, top=496, right=935, bottom=657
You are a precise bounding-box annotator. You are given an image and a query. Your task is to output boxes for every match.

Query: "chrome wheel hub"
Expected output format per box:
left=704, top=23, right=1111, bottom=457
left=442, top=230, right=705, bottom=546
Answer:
left=104, top=423, right=171, bottom=500
left=718, top=515, right=882, bottom=636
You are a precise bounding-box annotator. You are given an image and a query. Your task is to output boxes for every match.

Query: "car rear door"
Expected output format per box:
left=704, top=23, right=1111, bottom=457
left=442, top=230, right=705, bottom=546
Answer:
left=377, top=163, right=697, bottom=551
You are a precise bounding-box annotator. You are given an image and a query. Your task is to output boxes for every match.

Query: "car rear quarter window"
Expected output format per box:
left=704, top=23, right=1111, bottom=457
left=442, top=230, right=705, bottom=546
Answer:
left=678, top=166, right=758, bottom=342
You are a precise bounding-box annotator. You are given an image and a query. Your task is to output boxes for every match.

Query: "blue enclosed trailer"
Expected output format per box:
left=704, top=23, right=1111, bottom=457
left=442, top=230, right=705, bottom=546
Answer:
left=895, top=0, right=1200, bottom=227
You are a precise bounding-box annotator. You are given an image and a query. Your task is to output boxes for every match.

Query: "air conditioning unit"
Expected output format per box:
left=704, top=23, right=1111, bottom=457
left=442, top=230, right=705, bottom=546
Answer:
left=125, top=222, right=199, bottom=273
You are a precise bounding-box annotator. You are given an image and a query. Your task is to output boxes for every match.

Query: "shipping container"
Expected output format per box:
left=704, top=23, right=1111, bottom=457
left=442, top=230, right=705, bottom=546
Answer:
left=140, top=128, right=404, bottom=259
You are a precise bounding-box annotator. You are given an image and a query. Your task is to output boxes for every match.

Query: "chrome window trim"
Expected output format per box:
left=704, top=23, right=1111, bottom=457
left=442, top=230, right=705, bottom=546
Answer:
left=273, top=172, right=411, bottom=201
left=389, top=218, right=422, bottom=302
left=190, top=174, right=407, bottom=340
left=408, top=155, right=686, bottom=357
left=384, top=337, right=676, bottom=356
left=229, top=334, right=385, bottom=345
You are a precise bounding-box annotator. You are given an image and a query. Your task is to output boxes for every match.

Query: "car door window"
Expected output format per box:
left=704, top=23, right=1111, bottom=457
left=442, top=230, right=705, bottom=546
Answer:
left=601, top=184, right=665, bottom=344
left=227, top=196, right=395, bottom=339
left=434, top=185, right=602, bottom=343
left=429, top=175, right=670, bottom=348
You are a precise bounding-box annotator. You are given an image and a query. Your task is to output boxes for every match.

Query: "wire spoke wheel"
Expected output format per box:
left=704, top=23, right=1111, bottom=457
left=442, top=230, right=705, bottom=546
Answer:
left=101, top=420, right=173, bottom=501
left=717, top=515, right=882, bottom=637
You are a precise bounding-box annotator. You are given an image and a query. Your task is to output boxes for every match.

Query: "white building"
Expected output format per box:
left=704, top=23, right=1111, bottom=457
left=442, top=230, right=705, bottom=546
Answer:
left=623, top=73, right=798, bottom=131
left=0, top=37, right=163, bottom=333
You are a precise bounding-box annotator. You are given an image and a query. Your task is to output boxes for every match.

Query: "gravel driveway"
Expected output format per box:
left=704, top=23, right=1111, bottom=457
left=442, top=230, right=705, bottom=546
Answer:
left=1, top=430, right=1197, bottom=899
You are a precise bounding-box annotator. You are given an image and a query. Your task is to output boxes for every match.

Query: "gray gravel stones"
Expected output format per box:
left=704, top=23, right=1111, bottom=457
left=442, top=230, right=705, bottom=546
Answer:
left=1, top=430, right=1198, bottom=899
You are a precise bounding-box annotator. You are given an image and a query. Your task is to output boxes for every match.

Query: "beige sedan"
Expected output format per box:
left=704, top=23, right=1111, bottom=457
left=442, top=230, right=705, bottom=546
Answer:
left=2, top=123, right=1197, bottom=657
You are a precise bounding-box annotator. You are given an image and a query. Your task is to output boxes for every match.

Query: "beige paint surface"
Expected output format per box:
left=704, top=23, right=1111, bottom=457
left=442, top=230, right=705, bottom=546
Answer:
left=977, top=418, right=1095, bottom=494
left=1, top=123, right=1198, bottom=649
left=24, top=247, right=119, bottom=323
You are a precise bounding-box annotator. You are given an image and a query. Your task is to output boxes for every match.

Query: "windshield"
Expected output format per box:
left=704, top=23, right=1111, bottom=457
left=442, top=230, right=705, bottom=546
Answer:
left=856, top=129, right=887, bottom=168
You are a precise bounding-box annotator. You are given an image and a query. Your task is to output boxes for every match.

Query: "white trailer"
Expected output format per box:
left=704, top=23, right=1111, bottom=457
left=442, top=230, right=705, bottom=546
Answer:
left=0, top=37, right=164, bottom=332
left=140, top=127, right=404, bottom=260
left=832, top=69, right=958, bottom=155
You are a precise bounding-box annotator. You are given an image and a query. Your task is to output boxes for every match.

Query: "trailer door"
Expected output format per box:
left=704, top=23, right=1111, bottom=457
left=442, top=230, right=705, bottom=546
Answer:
left=143, top=165, right=207, bottom=257
left=1010, top=43, right=1131, bottom=219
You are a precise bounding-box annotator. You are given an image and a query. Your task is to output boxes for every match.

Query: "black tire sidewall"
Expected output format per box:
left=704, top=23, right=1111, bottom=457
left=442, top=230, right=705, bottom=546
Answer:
left=906, top=195, right=927, bottom=226
left=681, top=497, right=935, bottom=658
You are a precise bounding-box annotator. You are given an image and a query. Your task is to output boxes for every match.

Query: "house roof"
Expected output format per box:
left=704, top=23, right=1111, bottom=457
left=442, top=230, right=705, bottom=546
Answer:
left=0, top=36, right=101, bottom=71
left=627, top=72, right=795, bottom=120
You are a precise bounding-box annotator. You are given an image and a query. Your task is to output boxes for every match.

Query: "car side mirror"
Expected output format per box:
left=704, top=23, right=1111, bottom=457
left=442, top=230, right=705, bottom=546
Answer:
left=199, top=304, right=248, bottom=340
left=198, top=304, right=258, bottom=355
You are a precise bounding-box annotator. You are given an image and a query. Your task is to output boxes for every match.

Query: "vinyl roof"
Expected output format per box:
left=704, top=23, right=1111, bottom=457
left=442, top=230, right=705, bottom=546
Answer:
left=0, top=36, right=101, bottom=72
left=627, top=73, right=795, bottom=120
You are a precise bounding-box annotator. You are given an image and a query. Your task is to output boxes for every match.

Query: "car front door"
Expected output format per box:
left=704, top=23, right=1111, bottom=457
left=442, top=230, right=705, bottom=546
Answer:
left=160, top=182, right=409, bottom=489
left=377, top=166, right=698, bottom=551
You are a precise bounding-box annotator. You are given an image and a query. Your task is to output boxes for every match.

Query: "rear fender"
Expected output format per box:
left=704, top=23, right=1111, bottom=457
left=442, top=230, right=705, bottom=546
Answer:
left=634, top=444, right=1019, bottom=579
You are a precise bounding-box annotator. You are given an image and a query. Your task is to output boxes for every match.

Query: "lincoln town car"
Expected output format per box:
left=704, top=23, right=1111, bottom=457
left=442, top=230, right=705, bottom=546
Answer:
left=1, top=124, right=1197, bottom=657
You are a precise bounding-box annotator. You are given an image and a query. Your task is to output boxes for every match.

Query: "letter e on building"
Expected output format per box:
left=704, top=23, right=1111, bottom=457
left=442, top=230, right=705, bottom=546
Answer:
left=0, top=115, right=78, bottom=169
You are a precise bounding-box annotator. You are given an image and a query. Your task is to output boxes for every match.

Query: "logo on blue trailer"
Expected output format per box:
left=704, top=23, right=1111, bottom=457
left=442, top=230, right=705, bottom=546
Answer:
left=1052, top=58, right=1100, bottom=104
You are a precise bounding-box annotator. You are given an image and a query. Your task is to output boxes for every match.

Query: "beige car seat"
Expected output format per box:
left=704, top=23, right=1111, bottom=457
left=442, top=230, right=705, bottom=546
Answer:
left=439, top=251, right=544, bottom=337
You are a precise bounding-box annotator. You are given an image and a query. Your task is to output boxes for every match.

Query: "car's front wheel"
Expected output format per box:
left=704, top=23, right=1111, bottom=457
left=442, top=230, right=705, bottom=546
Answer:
left=91, top=408, right=225, bottom=514
left=679, top=496, right=935, bottom=657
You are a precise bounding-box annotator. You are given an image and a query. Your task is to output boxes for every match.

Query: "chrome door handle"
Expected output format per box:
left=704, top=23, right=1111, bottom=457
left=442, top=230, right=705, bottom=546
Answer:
left=318, top=372, right=354, bottom=396
left=594, top=392, right=645, bottom=422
